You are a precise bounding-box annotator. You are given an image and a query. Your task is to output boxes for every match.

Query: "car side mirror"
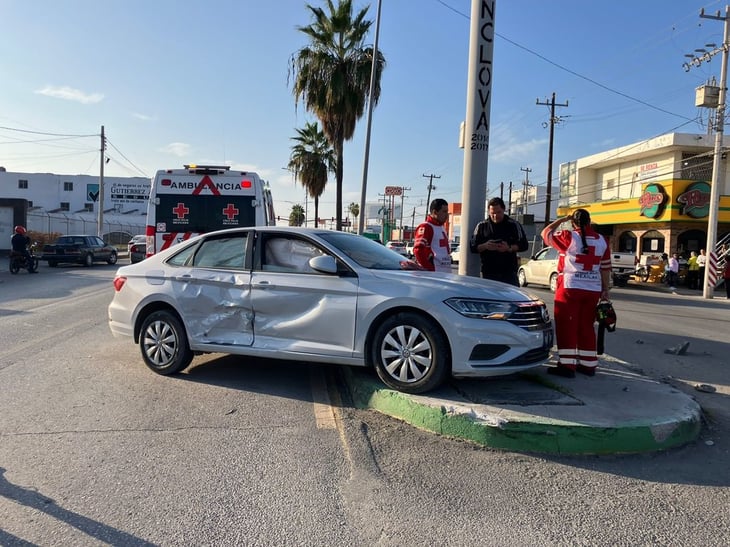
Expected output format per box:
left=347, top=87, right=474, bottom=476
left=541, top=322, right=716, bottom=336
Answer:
left=309, top=255, right=338, bottom=274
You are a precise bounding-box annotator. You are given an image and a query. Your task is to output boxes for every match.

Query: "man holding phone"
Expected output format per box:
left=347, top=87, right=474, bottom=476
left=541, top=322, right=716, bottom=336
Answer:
left=469, top=197, right=528, bottom=286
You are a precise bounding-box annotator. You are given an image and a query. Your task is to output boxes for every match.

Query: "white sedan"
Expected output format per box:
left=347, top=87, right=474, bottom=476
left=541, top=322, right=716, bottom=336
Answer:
left=109, top=227, right=553, bottom=393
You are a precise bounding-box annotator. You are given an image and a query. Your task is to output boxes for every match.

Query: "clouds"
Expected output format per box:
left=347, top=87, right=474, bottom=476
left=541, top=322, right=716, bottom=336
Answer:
left=489, top=121, right=548, bottom=164
left=160, top=142, right=191, bottom=157
left=34, top=86, right=104, bottom=104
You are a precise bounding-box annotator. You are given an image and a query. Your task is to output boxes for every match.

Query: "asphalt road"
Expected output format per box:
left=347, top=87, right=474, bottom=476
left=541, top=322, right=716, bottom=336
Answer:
left=0, top=262, right=728, bottom=545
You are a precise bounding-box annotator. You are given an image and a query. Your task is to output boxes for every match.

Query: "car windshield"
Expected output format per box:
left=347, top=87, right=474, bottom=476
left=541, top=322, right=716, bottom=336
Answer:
left=319, top=232, right=422, bottom=271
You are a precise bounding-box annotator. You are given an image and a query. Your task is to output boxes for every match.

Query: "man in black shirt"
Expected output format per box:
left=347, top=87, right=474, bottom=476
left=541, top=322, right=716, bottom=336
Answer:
left=469, top=197, right=528, bottom=286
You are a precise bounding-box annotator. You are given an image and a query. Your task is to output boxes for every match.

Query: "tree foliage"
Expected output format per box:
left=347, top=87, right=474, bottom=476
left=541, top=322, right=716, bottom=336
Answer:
left=290, top=0, right=385, bottom=231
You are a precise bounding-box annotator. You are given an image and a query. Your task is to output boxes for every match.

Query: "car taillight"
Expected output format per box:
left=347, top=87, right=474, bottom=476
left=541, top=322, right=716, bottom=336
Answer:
left=113, top=276, right=127, bottom=292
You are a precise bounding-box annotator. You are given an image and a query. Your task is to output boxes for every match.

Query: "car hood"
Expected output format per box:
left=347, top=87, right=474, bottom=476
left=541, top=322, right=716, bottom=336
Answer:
left=368, top=270, right=541, bottom=302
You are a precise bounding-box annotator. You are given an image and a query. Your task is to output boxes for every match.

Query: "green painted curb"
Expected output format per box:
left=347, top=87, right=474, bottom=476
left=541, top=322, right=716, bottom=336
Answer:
left=344, top=368, right=702, bottom=455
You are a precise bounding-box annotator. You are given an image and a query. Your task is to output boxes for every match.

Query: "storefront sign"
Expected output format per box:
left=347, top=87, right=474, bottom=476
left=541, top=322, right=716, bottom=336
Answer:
left=638, top=183, right=668, bottom=219
left=639, top=161, right=659, bottom=181
left=676, top=181, right=711, bottom=218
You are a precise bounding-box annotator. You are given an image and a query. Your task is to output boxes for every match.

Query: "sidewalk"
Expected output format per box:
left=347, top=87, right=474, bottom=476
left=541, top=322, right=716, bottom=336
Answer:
left=344, top=354, right=702, bottom=456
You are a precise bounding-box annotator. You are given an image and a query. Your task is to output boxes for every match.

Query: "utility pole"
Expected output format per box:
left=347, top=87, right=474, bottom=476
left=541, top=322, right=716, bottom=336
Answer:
left=684, top=6, right=729, bottom=299
left=358, top=0, right=382, bottom=235
left=399, top=186, right=411, bottom=232
left=97, top=125, right=105, bottom=238
left=520, top=167, right=532, bottom=216
left=536, top=92, right=568, bottom=225
left=507, top=181, right=512, bottom=213
left=422, top=173, right=440, bottom=218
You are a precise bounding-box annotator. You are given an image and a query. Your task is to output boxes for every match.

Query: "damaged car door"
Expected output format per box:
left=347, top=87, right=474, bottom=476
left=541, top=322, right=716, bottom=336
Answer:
left=250, top=233, right=358, bottom=357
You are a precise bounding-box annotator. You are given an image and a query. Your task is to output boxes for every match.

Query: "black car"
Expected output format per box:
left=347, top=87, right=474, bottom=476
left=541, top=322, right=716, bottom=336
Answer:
left=41, top=235, right=118, bottom=267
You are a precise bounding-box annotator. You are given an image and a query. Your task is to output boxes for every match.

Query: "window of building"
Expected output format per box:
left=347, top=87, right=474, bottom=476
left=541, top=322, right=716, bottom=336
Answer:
left=681, top=153, right=713, bottom=181
left=60, top=202, right=70, bottom=211
left=84, top=203, right=93, bottom=212
left=18, top=179, right=28, bottom=189
left=606, top=178, right=615, bottom=189
left=64, top=182, right=73, bottom=191
left=28, top=201, right=33, bottom=207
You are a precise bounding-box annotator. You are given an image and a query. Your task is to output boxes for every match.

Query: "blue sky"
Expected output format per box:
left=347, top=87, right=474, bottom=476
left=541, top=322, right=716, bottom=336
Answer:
left=0, top=0, right=727, bottom=223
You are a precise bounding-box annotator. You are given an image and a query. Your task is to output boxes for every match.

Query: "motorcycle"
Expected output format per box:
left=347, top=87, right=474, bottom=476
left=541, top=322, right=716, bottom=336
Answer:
left=9, top=243, right=39, bottom=274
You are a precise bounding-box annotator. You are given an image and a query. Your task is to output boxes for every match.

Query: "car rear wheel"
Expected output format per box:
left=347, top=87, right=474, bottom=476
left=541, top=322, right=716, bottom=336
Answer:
left=83, top=253, right=93, bottom=267
left=549, top=272, right=558, bottom=292
left=107, top=251, right=118, bottom=265
left=370, top=312, right=450, bottom=394
left=139, top=310, right=193, bottom=375
left=517, top=268, right=528, bottom=287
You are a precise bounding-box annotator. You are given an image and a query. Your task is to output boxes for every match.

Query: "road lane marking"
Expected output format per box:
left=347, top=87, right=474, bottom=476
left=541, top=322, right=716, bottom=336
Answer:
left=310, top=367, right=337, bottom=429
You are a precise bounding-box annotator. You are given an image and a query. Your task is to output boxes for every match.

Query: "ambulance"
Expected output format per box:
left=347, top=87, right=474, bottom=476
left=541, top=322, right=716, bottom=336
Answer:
left=145, top=164, right=275, bottom=257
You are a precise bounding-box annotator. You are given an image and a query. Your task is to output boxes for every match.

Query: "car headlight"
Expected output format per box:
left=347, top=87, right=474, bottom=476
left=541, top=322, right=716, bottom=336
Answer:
left=444, top=298, right=517, bottom=319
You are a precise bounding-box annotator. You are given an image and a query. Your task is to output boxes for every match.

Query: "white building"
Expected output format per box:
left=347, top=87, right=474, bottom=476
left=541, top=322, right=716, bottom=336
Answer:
left=0, top=167, right=149, bottom=250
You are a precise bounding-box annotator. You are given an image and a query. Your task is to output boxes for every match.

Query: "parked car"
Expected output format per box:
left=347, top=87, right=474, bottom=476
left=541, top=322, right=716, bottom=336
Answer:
left=385, top=240, right=408, bottom=256
left=41, top=235, right=118, bottom=267
left=127, top=235, right=146, bottom=255
left=405, top=241, right=415, bottom=258
left=518, top=246, right=559, bottom=291
left=129, top=242, right=146, bottom=264
left=109, top=227, right=553, bottom=394
left=451, top=245, right=460, bottom=264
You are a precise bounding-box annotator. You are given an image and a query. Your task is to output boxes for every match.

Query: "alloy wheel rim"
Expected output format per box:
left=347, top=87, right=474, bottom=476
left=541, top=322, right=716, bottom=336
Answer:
left=380, top=325, right=432, bottom=383
left=143, top=320, right=177, bottom=367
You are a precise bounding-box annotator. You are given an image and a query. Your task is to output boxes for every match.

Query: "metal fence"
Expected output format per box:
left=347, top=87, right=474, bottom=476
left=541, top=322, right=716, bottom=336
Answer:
left=27, top=210, right=145, bottom=239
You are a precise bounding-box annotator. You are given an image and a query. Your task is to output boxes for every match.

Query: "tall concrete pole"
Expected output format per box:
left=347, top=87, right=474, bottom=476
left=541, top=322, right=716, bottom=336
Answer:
left=459, top=0, right=496, bottom=276
left=358, top=0, right=382, bottom=235
left=97, top=125, right=105, bottom=238
left=701, top=6, right=729, bottom=299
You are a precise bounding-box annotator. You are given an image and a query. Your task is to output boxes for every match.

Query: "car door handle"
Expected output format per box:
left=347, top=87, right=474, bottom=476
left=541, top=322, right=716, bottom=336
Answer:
left=254, top=280, right=273, bottom=289
left=175, top=274, right=193, bottom=281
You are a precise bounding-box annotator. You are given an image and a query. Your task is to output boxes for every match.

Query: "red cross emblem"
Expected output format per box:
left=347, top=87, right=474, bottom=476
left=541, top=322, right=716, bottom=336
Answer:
left=574, top=246, right=602, bottom=271
left=222, top=203, right=239, bottom=220
left=172, top=202, right=190, bottom=220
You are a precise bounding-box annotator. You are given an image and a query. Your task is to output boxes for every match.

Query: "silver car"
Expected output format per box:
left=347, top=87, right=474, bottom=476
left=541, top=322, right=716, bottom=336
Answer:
left=108, top=227, right=553, bottom=393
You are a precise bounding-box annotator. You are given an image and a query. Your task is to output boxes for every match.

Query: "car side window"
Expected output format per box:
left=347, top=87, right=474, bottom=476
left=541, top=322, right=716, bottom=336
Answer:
left=192, top=235, right=247, bottom=270
left=262, top=236, right=324, bottom=273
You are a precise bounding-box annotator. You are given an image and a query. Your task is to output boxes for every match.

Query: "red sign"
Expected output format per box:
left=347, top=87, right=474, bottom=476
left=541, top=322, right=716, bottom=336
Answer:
left=384, top=186, right=402, bottom=196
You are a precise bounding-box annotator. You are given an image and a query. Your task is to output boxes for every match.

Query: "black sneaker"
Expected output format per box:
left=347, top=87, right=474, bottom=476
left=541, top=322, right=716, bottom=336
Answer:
left=576, top=365, right=596, bottom=376
left=547, top=366, right=575, bottom=378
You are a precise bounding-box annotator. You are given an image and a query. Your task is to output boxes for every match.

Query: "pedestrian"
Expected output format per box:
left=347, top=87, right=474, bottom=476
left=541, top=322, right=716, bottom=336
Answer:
left=667, top=252, right=679, bottom=290
left=413, top=198, right=452, bottom=273
left=687, top=251, right=699, bottom=290
left=469, top=197, right=528, bottom=286
left=697, top=248, right=707, bottom=289
left=541, top=209, right=611, bottom=378
left=723, top=257, right=730, bottom=299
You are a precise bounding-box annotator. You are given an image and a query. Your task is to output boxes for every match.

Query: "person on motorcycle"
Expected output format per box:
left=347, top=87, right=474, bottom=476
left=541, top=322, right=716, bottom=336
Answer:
left=11, top=225, right=37, bottom=273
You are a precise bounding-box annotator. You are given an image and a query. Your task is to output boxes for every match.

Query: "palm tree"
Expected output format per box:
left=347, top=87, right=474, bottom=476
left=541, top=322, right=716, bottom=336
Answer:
left=348, top=202, right=359, bottom=231
left=288, top=121, right=335, bottom=228
left=289, top=204, right=305, bottom=226
left=290, top=0, right=385, bottom=231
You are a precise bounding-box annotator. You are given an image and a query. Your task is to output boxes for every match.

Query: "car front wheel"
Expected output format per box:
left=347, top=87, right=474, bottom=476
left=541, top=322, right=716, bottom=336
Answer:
left=549, top=272, right=558, bottom=292
left=370, top=312, right=450, bottom=394
left=107, top=251, right=118, bottom=265
left=139, top=310, right=193, bottom=375
left=83, top=253, right=93, bottom=267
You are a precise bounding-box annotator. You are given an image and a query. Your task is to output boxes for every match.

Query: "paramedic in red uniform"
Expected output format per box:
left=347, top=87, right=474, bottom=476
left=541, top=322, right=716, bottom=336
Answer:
left=541, top=209, right=611, bottom=378
left=413, top=198, right=451, bottom=273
